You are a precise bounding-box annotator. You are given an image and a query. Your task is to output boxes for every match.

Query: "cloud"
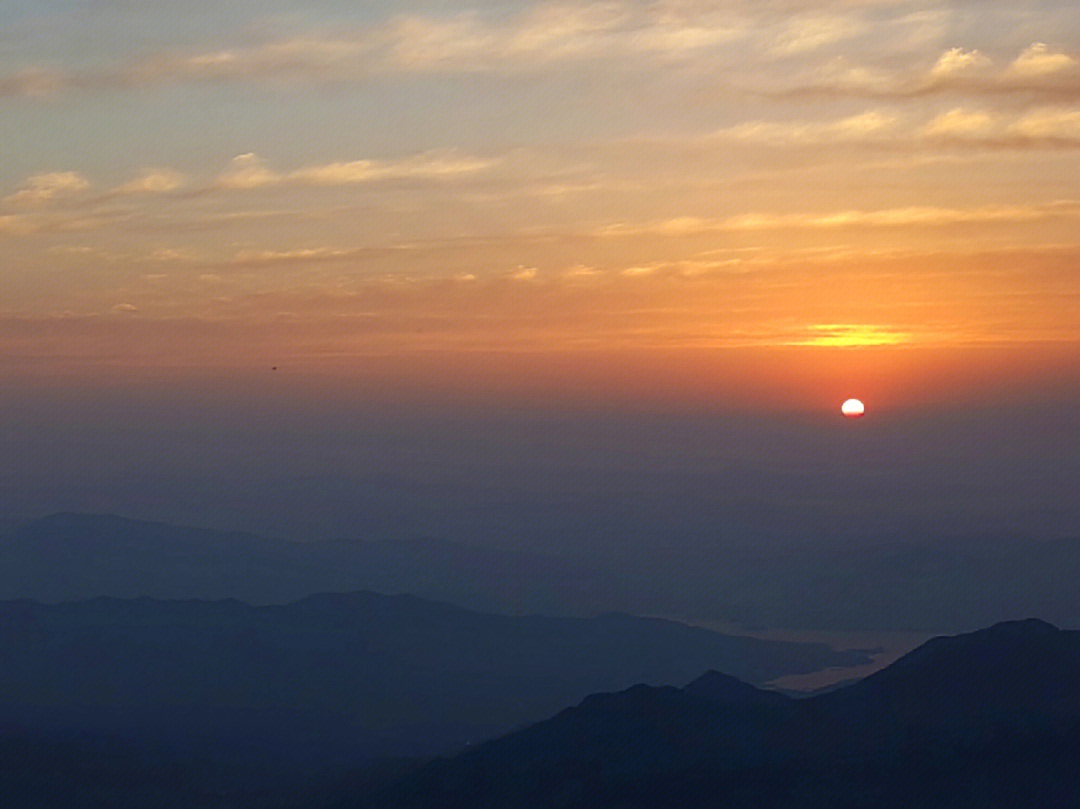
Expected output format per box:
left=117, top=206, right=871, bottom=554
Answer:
left=45, top=244, right=123, bottom=263
left=231, top=246, right=352, bottom=264
left=0, top=215, right=36, bottom=235
left=617, top=257, right=755, bottom=278
left=768, top=203, right=1075, bottom=228
left=702, top=105, right=1080, bottom=150
left=114, top=168, right=188, bottom=195
left=4, top=171, right=91, bottom=205
left=599, top=200, right=1080, bottom=237
left=148, top=248, right=195, bottom=262
left=769, top=13, right=866, bottom=57
left=714, top=109, right=899, bottom=145
left=928, top=47, right=991, bottom=80
left=220, top=5, right=745, bottom=74
left=0, top=67, right=70, bottom=98
left=290, top=152, right=497, bottom=184
left=782, top=56, right=900, bottom=96
left=1006, top=43, right=1076, bottom=78
left=2, top=3, right=1078, bottom=113
left=0, top=149, right=498, bottom=243
left=215, top=153, right=281, bottom=190
left=1008, top=106, right=1080, bottom=140
left=776, top=42, right=1080, bottom=100
left=286, top=160, right=386, bottom=185
left=0, top=4, right=753, bottom=97
left=562, top=264, right=600, bottom=279
left=921, top=107, right=995, bottom=138
left=916, top=105, right=1080, bottom=147
left=214, top=150, right=496, bottom=190
left=110, top=303, right=138, bottom=314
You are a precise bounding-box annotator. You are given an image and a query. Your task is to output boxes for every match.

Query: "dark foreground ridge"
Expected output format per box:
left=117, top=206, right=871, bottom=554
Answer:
left=370, top=619, right=1080, bottom=808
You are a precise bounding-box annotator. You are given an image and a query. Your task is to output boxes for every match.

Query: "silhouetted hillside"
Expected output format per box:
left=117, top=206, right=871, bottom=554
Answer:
left=373, top=620, right=1080, bottom=808
left=0, top=592, right=865, bottom=792
left=683, top=669, right=792, bottom=709
left=792, top=619, right=1080, bottom=754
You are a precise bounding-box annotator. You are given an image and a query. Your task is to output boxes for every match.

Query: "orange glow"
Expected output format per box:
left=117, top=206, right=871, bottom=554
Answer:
left=2, top=243, right=1078, bottom=415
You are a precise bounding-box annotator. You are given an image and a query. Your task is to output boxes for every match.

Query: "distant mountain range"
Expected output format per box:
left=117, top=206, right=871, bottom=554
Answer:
left=0, top=513, right=603, bottom=616
left=4, top=513, right=1080, bottom=633
left=0, top=591, right=865, bottom=785
left=376, top=619, right=1080, bottom=808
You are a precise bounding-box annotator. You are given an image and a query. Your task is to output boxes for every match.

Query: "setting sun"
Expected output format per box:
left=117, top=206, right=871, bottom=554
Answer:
left=841, top=399, right=866, bottom=418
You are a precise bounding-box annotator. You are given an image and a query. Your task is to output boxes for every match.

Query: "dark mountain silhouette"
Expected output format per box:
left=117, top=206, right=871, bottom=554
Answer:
left=374, top=620, right=1080, bottom=808
left=794, top=619, right=1080, bottom=743
left=0, top=592, right=865, bottom=788
left=683, top=669, right=792, bottom=709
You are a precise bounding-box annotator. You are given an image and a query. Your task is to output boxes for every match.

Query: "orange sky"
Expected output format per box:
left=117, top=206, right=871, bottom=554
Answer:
left=3, top=1, right=1080, bottom=412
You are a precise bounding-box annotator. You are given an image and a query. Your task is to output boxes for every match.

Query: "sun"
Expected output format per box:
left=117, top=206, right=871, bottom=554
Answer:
left=841, top=398, right=865, bottom=418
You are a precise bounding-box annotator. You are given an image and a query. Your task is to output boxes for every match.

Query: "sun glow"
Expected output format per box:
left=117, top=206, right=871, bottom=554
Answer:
left=799, top=324, right=911, bottom=347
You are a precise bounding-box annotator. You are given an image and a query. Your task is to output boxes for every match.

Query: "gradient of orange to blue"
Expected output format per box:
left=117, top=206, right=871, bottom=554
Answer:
left=2, top=1, right=1079, bottom=551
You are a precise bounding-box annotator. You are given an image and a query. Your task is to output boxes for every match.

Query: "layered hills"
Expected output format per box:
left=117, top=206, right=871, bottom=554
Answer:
left=0, top=591, right=865, bottom=784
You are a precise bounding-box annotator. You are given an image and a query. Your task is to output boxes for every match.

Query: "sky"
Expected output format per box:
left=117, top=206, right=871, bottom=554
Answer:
left=2, top=1, right=1079, bottom=601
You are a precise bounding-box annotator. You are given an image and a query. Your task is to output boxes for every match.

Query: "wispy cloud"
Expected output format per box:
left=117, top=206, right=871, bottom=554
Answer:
left=713, top=110, right=900, bottom=145
left=776, top=42, right=1080, bottom=100
left=0, top=4, right=753, bottom=98
left=599, top=200, right=1080, bottom=237
left=231, top=246, right=355, bottom=265
left=214, top=154, right=280, bottom=190
left=0, top=214, right=35, bottom=235
left=1009, top=106, right=1080, bottom=139
left=705, top=105, right=1080, bottom=149
left=113, top=168, right=188, bottom=196
left=147, top=248, right=196, bottom=262
left=768, top=13, right=866, bottom=57
left=0, top=149, right=497, bottom=238
left=4, top=171, right=90, bottom=206
left=214, top=151, right=497, bottom=190
left=920, top=107, right=995, bottom=138
left=2, top=0, right=1076, bottom=118
left=4, top=2, right=1075, bottom=119
left=0, top=67, right=71, bottom=98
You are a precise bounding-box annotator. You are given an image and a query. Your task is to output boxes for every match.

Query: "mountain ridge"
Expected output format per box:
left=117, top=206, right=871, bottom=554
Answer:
left=374, top=618, right=1080, bottom=808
